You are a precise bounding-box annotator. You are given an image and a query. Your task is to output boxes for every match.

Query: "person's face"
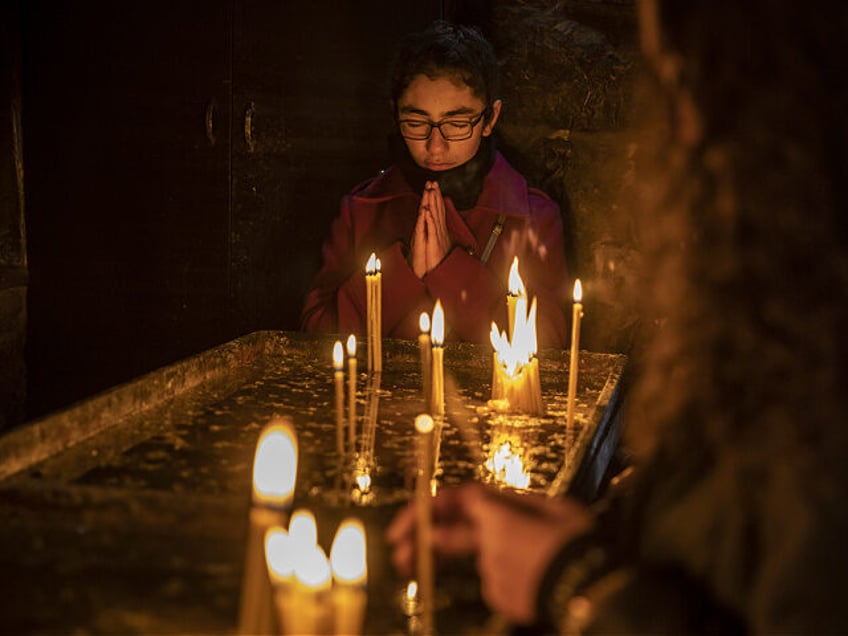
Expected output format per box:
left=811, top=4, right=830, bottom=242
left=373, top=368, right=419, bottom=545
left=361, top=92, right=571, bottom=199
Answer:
left=397, top=74, right=501, bottom=172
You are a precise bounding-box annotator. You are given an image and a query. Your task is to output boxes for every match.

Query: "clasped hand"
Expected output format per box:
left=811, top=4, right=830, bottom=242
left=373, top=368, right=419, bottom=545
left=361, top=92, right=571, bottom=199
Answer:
left=409, top=180, right=452, bottom=279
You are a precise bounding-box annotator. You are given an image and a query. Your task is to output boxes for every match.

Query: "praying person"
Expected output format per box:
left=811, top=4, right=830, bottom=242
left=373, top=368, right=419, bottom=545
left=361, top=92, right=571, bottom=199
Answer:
left=300, top=20, right=570, bottom=346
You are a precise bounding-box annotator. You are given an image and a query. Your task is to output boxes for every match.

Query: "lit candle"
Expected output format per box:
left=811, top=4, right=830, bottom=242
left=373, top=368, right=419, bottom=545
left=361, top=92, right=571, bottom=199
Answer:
left=346, top=334, right=357, bottom=454
left=418, top=312, right=431, bottom=411
left=265, top=527, right=293, bottom=636
left=401, top=580, right=419, bottom=616
left=566, top=279, right=584, bottom=431
left=333, top=341, right=345, bottom=458
left=375, top=257, right=382, bottom=373
left=330, top=518, right=368, bottom=636
left=415, top=414, right=435, bottom=636
left=430, top=301, right=445, bottom=417
left=238, top=417, right=298, bottom=635
left=285, top=543, right=333, bottom=636
left=365, top=253, right=380, bottom=373
left=506, top=256, right=525, bottom=341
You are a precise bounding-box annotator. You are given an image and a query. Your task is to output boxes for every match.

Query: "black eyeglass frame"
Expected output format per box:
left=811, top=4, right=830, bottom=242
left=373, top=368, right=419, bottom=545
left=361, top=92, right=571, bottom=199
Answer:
left=396, top=108, right=490, bottom=141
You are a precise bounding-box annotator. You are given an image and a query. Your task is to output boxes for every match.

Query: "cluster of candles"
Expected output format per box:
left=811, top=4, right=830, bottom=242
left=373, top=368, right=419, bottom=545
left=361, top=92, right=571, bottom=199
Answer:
left=238, top=417, right=369, bottom=635
left=276, top=254, right=583, bottom=634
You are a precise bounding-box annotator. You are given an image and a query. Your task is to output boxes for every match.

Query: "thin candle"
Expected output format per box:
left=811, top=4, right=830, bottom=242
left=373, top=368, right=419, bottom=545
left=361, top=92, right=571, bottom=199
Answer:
left=430, top=301, right=445, bottom=417
left=347, top=334, right=357, bottom=454
left=330, top=518, right=368, bottom=636
left=375, top=257, right=382, bottom=372
left=238, top=416, right=298, bottom=635
left=365, top=253, right=380, bottom=373
left=565, top=279, right=584, bottom=431
left=333, top=341, right=345, bottom=458
left=415, top=414, right=435, bottom=635
left=418, top=312, right=431, bottom=411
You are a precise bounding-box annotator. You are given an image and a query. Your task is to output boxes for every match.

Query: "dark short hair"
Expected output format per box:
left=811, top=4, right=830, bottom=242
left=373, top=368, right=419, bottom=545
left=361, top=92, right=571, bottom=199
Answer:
left=389, top=20, right=500, bottom=117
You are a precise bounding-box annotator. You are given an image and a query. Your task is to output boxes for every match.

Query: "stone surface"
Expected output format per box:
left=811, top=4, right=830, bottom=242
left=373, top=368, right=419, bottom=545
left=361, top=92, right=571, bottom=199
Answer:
left=0, top=330, right=625, bottom=634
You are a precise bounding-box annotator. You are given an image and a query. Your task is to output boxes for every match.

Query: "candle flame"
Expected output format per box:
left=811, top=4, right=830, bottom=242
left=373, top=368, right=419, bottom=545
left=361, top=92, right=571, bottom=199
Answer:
left=376, top=257, right=381, bottom=273
left=346, top=334, right=357, bottom=357
left=288, top=508, right=318, bottom=548
left=508, top=257, right=526, bottom=297
left=366, top=252, right=377, bottom=275
left=293, top=545, right=332, bottom=591
left=265, top=527, right=294, bottom=583
left=419, top=312, right=430, bottom=334
left=252, top=417, right=298, bottom=507
left=355, top=471, right=372, bottom=493
left=415, top=413, right=434, bottom=434
left=406, top=580, right=418, bottom=601
left=330, top=518, right=368, bottom=585
left=486, top=439, right=530, bottom=489
left=490, top=298, right=538, bottom=378
left=333, top=340, right=344, bottom=370
left=431, top=300, right=445, bottom=346
left=573, top=278, right=583, bottom=303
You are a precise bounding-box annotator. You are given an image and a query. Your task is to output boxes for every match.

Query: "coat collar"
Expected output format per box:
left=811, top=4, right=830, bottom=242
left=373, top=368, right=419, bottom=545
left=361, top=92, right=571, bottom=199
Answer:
left=352, top=152, right=532, bottom=219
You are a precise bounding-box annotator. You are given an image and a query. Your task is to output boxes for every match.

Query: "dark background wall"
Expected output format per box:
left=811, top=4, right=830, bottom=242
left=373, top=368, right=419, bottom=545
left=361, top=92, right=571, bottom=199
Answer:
left=0, top=0, right=638, bottom=429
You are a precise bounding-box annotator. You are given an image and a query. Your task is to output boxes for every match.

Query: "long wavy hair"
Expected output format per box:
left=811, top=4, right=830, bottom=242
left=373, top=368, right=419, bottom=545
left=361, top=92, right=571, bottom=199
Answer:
left=626, top=0, right=848, bottom=475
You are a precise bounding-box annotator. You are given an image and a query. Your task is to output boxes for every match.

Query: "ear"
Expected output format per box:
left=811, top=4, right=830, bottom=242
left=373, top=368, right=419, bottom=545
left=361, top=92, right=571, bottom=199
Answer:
left=482, top=99, right=502, bottom=137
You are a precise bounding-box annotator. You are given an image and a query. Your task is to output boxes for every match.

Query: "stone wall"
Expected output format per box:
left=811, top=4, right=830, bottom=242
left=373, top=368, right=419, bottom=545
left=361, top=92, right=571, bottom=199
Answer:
left=487, top=1, right=643, bottom=352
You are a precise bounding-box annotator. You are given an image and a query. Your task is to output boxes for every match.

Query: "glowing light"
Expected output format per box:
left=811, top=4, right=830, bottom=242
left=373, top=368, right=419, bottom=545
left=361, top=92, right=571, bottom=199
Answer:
left=265, top=527, right=294, bottom=582
left=293, top=545, right=332, bottom=591
left=333, top=340, right=344, bottom=371
left=508, top=256, right=526, bottom=297
left=346, top=334, right=356, bottom=358
left=252, top=417, right=298, bottom=507
left=366, top=252, right=377, bottom=275
left=406, top=580, right=418, bottom=602
left=431, top=301, right=445, bottom=347
left=415, top=413, right=434, bottom=434
left=330, top=519, right=367, bottom=585
left=486, top=439, right=531, bottom=489
left=419, top=312, right=430, bottom=334
left=573, top=278, right=583, bottom=303
left=288, top=509, right=318, bottom=548
left=355, top=471, right=372, bottom=493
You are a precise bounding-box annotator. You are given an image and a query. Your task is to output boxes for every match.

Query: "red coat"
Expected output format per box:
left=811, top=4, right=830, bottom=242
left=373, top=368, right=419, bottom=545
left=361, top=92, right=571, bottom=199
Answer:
left=301, top=152, right=570, bottom=347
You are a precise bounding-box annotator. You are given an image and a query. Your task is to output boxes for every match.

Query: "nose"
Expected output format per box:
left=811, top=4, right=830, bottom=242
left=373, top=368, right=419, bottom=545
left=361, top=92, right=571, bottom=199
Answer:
left=426, top=127, right=450, bottom=153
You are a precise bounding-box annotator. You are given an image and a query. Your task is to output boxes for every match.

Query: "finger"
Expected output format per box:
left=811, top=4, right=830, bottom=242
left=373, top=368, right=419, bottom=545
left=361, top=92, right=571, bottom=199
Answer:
left=390, top=538, right=415, bottom=578
left=386, top=501, right=417, bottom=544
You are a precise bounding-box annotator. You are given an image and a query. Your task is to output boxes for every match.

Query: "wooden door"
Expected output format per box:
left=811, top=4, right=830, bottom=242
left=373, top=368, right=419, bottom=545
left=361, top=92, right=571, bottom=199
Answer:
left=24, top=0, right=233, bottom=416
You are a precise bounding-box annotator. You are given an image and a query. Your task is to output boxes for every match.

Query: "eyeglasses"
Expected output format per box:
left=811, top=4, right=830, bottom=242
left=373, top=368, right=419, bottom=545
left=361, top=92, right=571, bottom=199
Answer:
left=397, top=110, right=487, bottom=141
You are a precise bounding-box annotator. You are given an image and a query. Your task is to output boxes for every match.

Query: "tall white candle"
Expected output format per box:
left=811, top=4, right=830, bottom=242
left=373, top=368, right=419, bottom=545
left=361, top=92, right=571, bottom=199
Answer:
left=565, top=279, right=584, bottom=431
left=430, top=301, right=445, bottom=417
left=347, top=334, right=357, bottom=453
left=415, top=414, right=435, bottom=636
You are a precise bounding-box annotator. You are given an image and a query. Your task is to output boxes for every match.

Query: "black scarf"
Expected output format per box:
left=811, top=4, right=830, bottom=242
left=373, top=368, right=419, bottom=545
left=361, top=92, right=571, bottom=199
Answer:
left=389, top=133, right=496, bottom=211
